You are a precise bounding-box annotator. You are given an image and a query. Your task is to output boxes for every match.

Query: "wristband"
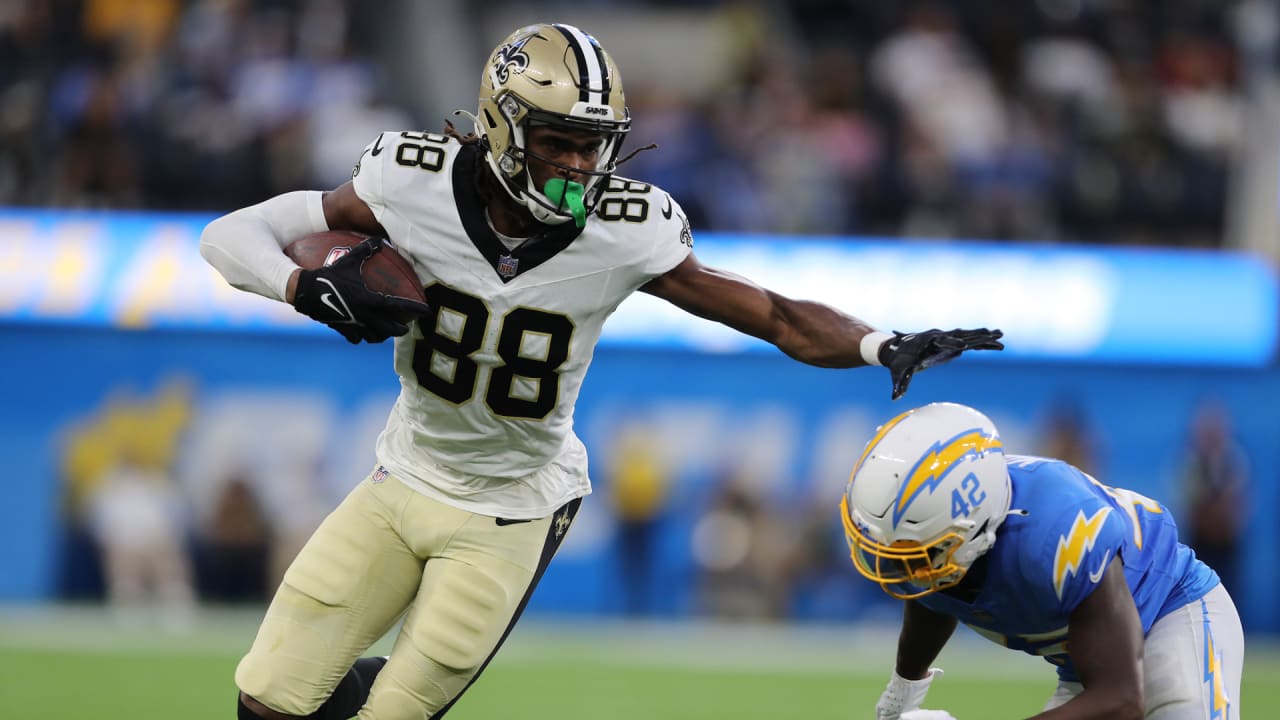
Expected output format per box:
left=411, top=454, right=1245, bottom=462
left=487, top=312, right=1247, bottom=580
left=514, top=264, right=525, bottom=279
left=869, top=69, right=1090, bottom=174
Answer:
left=860, top=331, right=892, bottom=366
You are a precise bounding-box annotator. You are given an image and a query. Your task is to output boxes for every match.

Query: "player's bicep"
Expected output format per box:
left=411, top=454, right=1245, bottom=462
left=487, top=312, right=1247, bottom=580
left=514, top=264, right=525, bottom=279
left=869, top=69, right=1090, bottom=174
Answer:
left=322, top=181, right=386, bottom=238
left=641, top=254, right=782, bottom=341
left=1065, top=556, right=1144, bottom=706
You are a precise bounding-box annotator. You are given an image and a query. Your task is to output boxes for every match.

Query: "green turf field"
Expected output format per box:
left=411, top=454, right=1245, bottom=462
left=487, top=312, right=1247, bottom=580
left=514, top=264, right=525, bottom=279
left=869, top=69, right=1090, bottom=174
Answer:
left=1, top=607, right=1275, bottom=719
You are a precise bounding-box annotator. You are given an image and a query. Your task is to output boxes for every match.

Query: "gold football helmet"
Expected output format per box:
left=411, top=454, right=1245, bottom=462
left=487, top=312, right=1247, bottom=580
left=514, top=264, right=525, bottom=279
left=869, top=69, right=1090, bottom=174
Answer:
left=473, top=23, right=630, bottom=225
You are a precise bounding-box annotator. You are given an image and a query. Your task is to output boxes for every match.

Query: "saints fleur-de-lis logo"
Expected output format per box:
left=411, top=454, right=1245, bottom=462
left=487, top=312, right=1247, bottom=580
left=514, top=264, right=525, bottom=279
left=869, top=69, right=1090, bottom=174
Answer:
left=492, top=31, right=536, bottom=85
left=553, top=508, right=572, bottom=540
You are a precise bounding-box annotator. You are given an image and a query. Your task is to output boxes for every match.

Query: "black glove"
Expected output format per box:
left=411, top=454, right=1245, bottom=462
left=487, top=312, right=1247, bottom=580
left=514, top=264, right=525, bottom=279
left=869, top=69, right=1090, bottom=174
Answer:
left=292, top=238, right=430, bottom=344
left=878, top=328, right=1004, bottom=400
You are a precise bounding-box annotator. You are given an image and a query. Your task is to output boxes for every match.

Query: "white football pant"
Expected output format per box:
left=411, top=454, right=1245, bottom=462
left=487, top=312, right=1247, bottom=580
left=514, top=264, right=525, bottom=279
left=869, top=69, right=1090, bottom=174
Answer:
left=1043, top=582, right=1243, bottom=718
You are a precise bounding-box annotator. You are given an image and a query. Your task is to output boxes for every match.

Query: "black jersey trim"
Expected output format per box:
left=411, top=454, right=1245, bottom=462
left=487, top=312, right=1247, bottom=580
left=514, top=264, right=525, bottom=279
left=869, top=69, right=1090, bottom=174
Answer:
left=451, top=144, right=584, bottom=283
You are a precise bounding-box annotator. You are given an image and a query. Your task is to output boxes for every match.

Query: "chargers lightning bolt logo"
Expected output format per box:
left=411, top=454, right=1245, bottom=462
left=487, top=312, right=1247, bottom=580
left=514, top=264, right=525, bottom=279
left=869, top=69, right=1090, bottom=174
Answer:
left=1052, top=507, right=1112, bottom=600
left=892, top=429, right=1003, bottom=528
left=1202, top=598, right=1229, bottom=719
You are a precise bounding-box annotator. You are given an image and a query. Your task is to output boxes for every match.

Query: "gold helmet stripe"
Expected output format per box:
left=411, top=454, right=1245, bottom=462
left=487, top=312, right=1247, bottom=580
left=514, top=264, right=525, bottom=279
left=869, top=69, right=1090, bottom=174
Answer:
left=552, top=23, right=609, bottom=105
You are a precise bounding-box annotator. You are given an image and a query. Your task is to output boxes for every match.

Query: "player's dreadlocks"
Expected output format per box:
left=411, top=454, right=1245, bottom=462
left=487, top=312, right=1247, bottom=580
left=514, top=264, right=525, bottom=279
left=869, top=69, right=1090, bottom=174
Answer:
left=444, top=120, right=536, bottom=235
left=442, top=120, right=482, bottom=147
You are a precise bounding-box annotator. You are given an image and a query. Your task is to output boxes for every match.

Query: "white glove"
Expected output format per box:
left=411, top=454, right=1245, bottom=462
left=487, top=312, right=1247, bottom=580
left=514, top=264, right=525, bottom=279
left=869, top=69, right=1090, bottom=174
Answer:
left=900, top=711, right=958, bottom=720
left=876, top=668, right=944, bottom=720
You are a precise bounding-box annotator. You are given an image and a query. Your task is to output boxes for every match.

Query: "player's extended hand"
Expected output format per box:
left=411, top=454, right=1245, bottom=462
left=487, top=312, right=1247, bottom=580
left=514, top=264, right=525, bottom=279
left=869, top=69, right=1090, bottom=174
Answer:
left=875, top=668, right=944, bottom=720
left=879, top=329, right=1004, bottom=400
left=292, top=237, right=431, bottom=344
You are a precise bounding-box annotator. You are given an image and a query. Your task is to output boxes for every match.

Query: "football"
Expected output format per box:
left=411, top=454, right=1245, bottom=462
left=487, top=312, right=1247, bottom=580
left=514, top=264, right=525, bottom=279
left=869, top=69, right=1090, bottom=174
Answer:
left=283, top=230, right=425, bottom=306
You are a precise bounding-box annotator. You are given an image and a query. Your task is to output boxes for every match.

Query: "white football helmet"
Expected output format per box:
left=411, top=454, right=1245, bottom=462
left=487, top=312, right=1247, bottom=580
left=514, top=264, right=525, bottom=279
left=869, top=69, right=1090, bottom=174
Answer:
left=473, top=23, right=630, bottom=225
left=840, top=403, right=1012, bottom=599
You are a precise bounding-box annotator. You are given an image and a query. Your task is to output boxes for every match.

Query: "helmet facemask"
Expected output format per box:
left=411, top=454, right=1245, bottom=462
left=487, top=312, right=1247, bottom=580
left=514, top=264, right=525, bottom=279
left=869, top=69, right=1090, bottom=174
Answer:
left=478, top=92, right=628, bottom=227
left=842, top=497, right=999, bottom=599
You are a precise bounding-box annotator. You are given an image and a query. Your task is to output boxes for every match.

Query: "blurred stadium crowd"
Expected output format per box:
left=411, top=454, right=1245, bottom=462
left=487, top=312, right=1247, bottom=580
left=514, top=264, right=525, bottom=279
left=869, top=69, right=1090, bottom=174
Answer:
left=0, top=0, right=1265, bottom=246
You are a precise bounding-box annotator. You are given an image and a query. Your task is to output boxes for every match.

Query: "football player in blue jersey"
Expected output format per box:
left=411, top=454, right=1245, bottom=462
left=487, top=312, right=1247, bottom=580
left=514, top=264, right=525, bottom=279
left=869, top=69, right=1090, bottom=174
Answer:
left=840, top=403, right=1242, bottom=720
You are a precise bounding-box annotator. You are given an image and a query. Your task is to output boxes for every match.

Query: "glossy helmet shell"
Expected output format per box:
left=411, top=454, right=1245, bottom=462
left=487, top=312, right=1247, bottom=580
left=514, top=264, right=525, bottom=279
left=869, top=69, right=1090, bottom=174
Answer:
left=840, top=402, right=1012, bottom=599
left=476, top=23, right=630, bottom=224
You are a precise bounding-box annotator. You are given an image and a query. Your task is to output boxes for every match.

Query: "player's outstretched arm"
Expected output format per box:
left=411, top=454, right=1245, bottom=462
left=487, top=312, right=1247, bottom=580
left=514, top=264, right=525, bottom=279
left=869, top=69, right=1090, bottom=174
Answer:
left=1031, top=556, right=1144, bottom=720
left=640, top=254, right=1003, bottom=399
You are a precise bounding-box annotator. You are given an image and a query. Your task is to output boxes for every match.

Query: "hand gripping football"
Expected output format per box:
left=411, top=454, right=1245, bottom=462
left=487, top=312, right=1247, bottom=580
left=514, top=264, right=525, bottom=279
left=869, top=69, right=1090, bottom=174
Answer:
left=283, top=230, right=426, bottom=307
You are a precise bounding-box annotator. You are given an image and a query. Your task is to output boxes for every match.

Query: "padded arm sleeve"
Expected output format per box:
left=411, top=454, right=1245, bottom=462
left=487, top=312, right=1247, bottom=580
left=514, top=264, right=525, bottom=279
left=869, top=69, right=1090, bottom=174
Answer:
left=199, top=190, right=329, bottom=301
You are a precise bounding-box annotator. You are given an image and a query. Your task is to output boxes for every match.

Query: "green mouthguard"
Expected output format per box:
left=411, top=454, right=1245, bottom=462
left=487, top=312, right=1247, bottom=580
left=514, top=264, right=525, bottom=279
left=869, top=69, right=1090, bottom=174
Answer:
left=543, top=178, right=587, bottom=228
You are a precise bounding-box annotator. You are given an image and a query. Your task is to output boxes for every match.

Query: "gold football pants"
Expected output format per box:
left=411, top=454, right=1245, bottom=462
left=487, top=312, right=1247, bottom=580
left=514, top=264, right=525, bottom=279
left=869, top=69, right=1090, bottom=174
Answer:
left=235, top=468, right=580, bottom=719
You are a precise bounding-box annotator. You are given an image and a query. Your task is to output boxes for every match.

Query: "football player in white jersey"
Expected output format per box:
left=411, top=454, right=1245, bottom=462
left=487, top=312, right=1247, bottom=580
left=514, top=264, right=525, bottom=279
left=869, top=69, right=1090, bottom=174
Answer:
left=201, top=22, right=1004, bottom=720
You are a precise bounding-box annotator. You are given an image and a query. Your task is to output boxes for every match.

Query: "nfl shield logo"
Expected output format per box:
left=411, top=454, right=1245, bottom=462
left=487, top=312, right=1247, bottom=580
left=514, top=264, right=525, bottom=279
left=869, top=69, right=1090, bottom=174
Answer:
left=323, top=247, right=352, bottom=266
left=371, top=466, right=388, bottom=484
left=498, top=254, right=519, bottom=278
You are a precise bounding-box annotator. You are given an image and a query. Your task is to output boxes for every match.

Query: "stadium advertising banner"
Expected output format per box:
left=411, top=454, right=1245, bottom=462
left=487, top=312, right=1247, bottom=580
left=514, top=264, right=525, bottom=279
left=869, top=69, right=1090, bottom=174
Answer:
left=1, top=209, right=1276, bottom=366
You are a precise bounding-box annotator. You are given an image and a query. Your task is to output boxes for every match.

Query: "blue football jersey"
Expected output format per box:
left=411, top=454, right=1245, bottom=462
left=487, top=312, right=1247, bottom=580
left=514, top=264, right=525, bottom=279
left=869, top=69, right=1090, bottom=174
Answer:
left=917, top=455, right=1220, bottom=681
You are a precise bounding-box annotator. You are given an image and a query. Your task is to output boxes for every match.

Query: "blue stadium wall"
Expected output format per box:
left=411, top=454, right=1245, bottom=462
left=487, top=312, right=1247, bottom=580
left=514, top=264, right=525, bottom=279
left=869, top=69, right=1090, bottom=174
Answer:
left=0, top=211, right=1276, bottom=634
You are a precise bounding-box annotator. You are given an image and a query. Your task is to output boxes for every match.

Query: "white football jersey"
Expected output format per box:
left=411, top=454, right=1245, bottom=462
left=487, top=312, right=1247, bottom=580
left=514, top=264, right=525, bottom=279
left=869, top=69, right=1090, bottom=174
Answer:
left=351, top=131, right=692, bottom=518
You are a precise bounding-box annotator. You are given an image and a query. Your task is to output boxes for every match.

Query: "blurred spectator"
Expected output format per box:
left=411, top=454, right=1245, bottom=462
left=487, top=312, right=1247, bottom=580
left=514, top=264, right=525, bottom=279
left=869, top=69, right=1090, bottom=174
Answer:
left=198, top=472, right=272, bottom=603
left=62, top=380, right=197, bottom=628
left=1037, top=396, right=1099, bottom=477
left=1179, top=399, right=1249, bottom=595
left=690, top=470, right=792, bottom=620
left=51, top=63, right=142, bottom=207
left=86, top=446, right=195, bottom=629
left=57, top=379, right=194, bottom=606
left=606, top=424, right=672, bottom=616
left=784, top=493, right=882, bottom=621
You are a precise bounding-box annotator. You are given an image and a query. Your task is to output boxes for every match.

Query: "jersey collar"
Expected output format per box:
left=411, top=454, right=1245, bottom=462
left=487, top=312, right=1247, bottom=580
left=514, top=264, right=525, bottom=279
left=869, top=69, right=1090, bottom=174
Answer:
left=452, top=144, right=584, bottom=283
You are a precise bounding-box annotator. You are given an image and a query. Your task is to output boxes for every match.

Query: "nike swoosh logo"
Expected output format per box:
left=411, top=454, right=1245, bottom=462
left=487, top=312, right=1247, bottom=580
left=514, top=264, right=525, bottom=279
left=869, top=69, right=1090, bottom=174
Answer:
left=370, top=134, right=385, bottom=156
left=1088, top=550, right=1111, bottom=583
left=316, top=278, right=354, bottom=323
left=661, top=194, right=672, bottom=220
left=495, top=517, right=533, bottom=526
